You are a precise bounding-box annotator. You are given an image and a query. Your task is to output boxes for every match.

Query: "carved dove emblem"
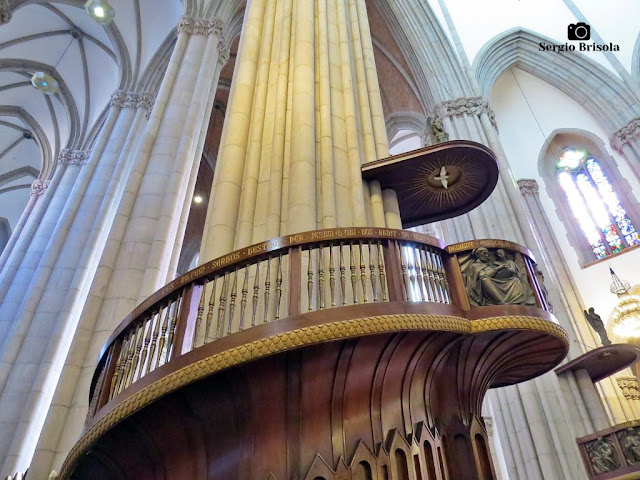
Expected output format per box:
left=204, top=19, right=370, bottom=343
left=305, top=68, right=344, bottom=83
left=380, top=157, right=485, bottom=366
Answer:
left=433, top=166, right=449, bottom=189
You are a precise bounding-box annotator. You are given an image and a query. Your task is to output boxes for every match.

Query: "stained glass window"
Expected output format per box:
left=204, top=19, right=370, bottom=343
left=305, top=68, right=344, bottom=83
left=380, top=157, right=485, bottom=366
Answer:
left=557, top=148, right=640, bottom=260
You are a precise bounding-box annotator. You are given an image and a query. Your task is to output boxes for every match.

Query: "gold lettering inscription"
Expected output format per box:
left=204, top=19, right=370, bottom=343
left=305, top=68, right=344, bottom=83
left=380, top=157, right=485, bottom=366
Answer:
left=448, top=241, right=475, bottom=253
left=289, top=234, right=304, bottom=243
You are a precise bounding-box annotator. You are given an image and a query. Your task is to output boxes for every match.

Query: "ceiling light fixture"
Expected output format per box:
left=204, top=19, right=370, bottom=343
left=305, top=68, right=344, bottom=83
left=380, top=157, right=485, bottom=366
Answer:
left=85, top=0, right=115, bottom=25
left=608, top=268, right=640, bottom=338
left=31, top=72, right=59, bottom=95
left=31, top=33, right=77, bottom=95
left=193, top=195, right=203, bottom=204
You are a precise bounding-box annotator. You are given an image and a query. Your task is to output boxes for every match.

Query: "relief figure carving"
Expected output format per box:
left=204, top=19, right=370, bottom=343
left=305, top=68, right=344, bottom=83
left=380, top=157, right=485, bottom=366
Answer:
left=460, top=247, right=536, bottom=307
left=618, top=427, right=640, bottom=464
left=587, top=437, right=620, bottom=474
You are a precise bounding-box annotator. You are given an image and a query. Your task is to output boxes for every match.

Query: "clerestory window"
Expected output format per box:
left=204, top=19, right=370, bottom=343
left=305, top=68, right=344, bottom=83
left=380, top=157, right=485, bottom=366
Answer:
left=556, top=148, right=640, bottom=260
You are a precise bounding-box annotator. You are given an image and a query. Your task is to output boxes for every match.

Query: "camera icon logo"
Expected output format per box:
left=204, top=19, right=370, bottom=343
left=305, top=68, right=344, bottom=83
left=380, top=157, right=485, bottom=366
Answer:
left=568, top=22, right=591, bottom=40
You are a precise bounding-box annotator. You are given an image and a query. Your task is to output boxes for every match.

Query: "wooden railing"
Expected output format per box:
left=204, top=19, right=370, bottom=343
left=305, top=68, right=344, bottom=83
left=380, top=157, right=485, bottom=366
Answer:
left=87, top=228, right=552, bottom=420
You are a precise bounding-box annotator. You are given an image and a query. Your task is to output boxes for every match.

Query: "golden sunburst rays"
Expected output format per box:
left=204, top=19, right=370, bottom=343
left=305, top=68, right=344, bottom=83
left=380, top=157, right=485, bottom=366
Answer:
left=397, top=154, right=485, bottom=211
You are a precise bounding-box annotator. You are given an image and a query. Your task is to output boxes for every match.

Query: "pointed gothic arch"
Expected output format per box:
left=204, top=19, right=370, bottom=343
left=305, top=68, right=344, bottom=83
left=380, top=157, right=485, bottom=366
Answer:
left=0, top=106, right=52, bottom=180
left=473, top=28, right=640, bottom=131
left=372, top=0, right=473, bottom=110
left=538, top=128, right=640, bottom=266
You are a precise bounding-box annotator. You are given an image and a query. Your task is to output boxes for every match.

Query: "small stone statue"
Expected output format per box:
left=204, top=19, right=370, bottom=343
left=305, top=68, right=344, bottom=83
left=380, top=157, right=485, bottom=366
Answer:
left=430, top=117, right=449, bottom=144
left=584, top=307, right=611, bottom=346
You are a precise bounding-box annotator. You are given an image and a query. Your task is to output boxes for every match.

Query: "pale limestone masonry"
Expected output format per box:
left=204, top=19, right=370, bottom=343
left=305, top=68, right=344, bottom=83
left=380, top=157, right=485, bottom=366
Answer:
left=201, top=0, right=401, bottom=263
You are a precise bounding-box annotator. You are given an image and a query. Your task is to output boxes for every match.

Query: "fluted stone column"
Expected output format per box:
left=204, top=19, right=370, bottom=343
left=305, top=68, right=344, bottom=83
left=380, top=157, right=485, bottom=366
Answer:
left=433, top=96, right=588, bottom=479
left=518, top=178, right=640, bottom=427
left=200, top=0, right=401, bottom=261
left=22, top=17, right=229, bottom=478
left=0, top=91, right=154, bottom=477
left=0, top=186, right=41, bottom=274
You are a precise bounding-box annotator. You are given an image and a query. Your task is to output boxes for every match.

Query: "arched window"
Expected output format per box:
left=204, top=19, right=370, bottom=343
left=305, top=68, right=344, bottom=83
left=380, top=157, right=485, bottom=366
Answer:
left=556, top=147, right=640, bottom=260
left=538, top=130, right=640, bottom=266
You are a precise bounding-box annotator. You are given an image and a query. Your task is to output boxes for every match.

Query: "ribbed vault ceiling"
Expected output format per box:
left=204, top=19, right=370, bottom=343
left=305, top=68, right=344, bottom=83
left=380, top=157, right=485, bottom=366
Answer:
left=0, top=0, right=183, bottom=195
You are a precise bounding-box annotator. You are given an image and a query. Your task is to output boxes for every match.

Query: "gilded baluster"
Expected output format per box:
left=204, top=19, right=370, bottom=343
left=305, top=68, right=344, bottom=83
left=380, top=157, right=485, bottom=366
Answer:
left=227, top=269, right=238, bottom=335
left=216, top=273, right=229, bottom=339
left=156, top=304, right=171, bottom=368
left=109, top=336, right=129, bottom=399
left=166, top=295, right=182, bottom=359
left=407, top=246, right=416, bottom=301
left=204, top=277, right=217, bottom=342
left=377, top=242, right=388, bottom=301
left=307, top=250, right=313, bottom=311
left=131, top=322, right=146, bottom=384
left=192, top=280, right=208, bottom=348
left=252, top=262, right=260, bottom=327
left=263, top=257, right=271, bottom=323
left=340, top=243, right=346, bottom=305
left=350, top=243, right=358, bottom=303
left=399, top=245, right=410, bottom=301
left=117, top=331, right=136, bottom=394
left=422, top=248, right=439, bottom=302
left=116, top=331, right=136, bottom=395
left=434, top=252, right=450, bottom=303
left=318, top=247, right=325, bottom=310
left=146, top=309, right=162, bottom=373
left=368, top=243, right=377, bottom=302
left=431, top=249, right=446, bottom=302
left=359, top=242, right=368, bottom=303
left=421, top=248, right=435, bottom=301
left=124, top=323, right=144, bottom=389
left=428, top=249, right=444, bottom=303
left=414, top=247, right=426, bottom=302
left=422, top=247, right=435, bottom=301
left=275, top=254, right=283, bottom=319
left=329, top=245, right=336, bottom=307
left=239, top=266, right=249, bottom=330
left=138, top=315, right=155, bottom=379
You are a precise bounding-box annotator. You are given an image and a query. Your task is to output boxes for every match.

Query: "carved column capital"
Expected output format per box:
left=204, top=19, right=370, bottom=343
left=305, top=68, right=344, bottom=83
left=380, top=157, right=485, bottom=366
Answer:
left=0, top=0, right=11, bottom=25
left=617, top=376, right=640, bottom=401
left=217, top=40, right=230, bottom=65
left=135, top=92, right=154, bottom=111
left=124, top=92, right=154, bottom=111
left=611, top=118, right=640, bottom=152
left=58, top=148, right=90, bottom=167
left=178, top=16, right=225, bottom=37
left=110, top=90, right=154, bottom=112
left=517, top=179, right=539, bottom=197
left=435, top=96, right=499, bottom=133
left=30, top=179, right=49, bottom=197
left=109, top=90, right=127, bottom=108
